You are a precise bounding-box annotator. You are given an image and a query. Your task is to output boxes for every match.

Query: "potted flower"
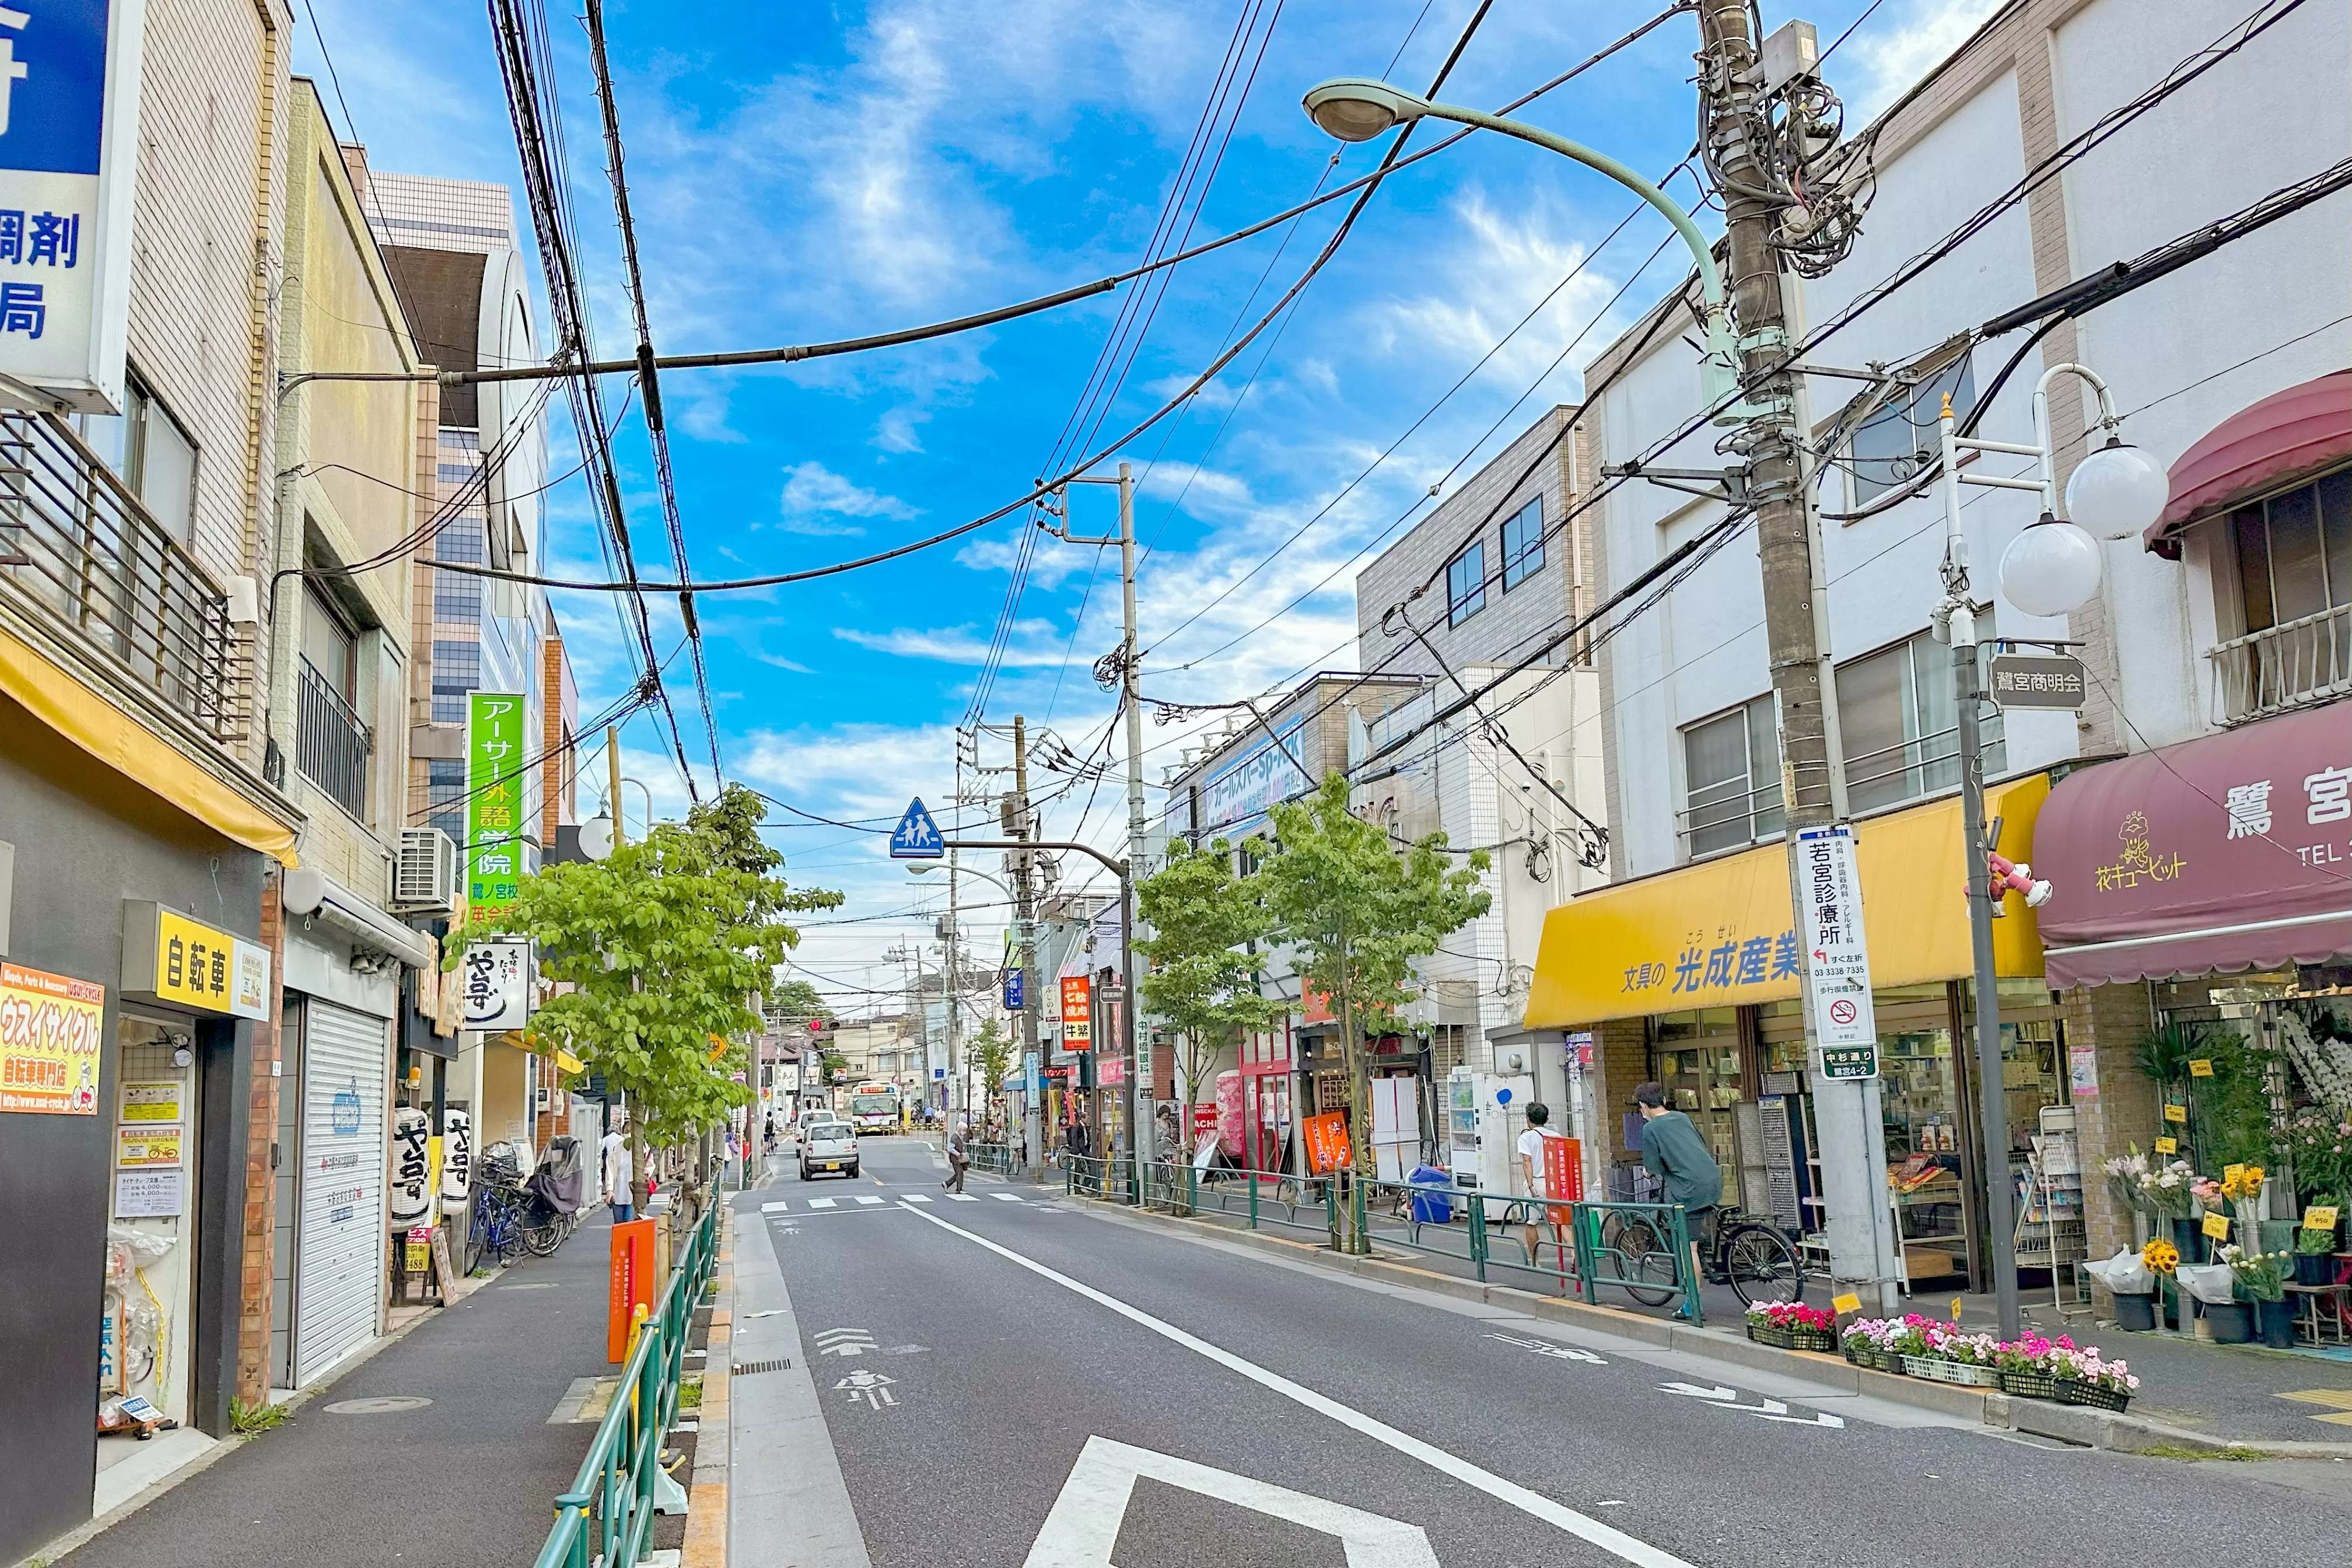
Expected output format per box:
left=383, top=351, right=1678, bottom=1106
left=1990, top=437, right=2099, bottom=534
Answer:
left=1841, top=1318, right=1900, bottom=1373
left=2296, top=1199, right=2343, bottom=1287
left=2221, top=1244, right=2295, bottom=1348
left=1905, top=1327, right=2003, bottom=1387
left=2053, top=1347, right=2139, bottom=1413
left=1745, top=1300, right=1836, bottom=1350
left=1993, top=1333, right=2075, bottom=1400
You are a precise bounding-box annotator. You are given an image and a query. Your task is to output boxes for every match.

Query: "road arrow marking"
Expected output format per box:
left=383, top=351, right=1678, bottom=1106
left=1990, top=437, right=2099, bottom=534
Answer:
left=1756, top=1410, right=1846, bottom=1427
left=1658, top=1382, right=1738, bottom=1402
left=814, top=1328, right=877, bottom=1357
left=1025, top=1436, right=1437, bottom=1566
left=1483, top=1332, right=1607, bottom=1364
left=1658, top=1383, right=1843, bottom=1428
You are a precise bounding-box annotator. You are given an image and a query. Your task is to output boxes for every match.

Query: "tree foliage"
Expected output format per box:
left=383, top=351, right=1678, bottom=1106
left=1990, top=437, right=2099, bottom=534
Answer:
left=1135, top=837, right=1284, bottom=1141
left=971, top=1016, right=1014, bottom=1118
left=484, top=783, right=842, bottom=1153
left=766, top=977, right=828, bottom=1023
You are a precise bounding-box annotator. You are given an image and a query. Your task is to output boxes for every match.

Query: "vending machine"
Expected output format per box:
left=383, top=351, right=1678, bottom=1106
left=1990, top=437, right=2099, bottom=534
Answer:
left=1445, top=1066, right=1535, bottom=1192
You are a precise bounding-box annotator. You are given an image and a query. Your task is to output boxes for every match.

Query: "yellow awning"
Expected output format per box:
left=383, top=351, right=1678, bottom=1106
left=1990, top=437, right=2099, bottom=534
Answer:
left=1525, top=774, right=2049, bottom=1027
left=0, top=623, right=300, bottom=865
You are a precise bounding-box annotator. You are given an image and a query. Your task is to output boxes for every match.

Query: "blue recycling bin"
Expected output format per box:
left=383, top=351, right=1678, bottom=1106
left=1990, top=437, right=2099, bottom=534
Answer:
left=1407, top=1165, right=1453, bottom=1223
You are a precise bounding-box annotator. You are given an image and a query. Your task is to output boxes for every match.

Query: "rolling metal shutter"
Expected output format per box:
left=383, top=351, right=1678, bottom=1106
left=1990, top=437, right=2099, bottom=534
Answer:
left=293, top=1000, right=388, bottom=1385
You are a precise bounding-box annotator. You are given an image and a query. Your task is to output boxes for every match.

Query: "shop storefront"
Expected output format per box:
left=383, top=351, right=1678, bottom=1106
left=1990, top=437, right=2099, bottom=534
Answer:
left=2034, top=698, right=2352, bottom=1311
left=1525, top=775, right=2062, bottom=1290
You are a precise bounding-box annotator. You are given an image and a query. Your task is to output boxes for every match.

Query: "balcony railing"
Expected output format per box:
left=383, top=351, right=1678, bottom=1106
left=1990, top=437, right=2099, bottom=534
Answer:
left=296, top=656, right=371, bottom=819
left=0, top=410, right=247, bottom=741
left=2210, top=603, right=2352, bottom=726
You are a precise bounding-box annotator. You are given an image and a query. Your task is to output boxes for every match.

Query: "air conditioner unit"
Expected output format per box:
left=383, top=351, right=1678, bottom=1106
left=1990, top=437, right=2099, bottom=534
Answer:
left=393, top=827, right=459, bottom=913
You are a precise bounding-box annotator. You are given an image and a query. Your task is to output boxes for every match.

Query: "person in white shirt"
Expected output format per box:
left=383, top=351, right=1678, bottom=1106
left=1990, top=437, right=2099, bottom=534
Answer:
left=601, top=1119, right=634, bottom=1223
left=1516, top=1102, right=1567, bottom=1266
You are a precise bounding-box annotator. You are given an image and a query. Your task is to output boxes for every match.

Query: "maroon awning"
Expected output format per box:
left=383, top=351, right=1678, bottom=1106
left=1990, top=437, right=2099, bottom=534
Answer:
left=2144, top=370, right=2352, bottom=557
left=2035, top=703, right=2352, bottom=989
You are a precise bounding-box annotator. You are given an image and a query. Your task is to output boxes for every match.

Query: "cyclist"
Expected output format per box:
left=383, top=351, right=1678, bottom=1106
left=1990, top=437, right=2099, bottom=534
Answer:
left=1633, top=1082, right=1721, bottom=1282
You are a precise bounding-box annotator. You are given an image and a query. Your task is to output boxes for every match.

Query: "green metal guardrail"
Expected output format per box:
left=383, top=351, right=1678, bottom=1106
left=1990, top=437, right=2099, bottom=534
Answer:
left=969, top=1142, right=1017, bottom=1176
left=531, top=1203, right=721, bottom=1568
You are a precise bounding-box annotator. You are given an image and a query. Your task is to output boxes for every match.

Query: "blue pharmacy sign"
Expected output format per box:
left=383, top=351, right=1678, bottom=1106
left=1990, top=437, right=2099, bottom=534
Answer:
left=1003, top=967, right=1024, bottom=1012
left=0, top=0, right=142, bottom=408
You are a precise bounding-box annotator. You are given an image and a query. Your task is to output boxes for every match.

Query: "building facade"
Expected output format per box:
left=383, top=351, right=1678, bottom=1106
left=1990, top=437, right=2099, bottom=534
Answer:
left=1527, top=0, right=2350, bottom=1300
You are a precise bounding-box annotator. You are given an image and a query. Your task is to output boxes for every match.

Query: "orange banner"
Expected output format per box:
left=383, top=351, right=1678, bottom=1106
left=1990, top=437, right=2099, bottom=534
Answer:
left=1303, top=1110, right=1350, bottom=1175
left=0, top=961, right=106, bottom=1115
left=608, top=1219, right=656, bottom=1363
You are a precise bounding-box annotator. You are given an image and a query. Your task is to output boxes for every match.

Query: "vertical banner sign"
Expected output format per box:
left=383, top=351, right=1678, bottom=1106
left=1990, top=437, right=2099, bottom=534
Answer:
left=1302, top=1110, right=1350, bottom=1175
left=0, top=0, right=144, bottom=410
left=467, top=692, right=527, bottom=918
left=0, top=960, right=105, bottom=1113
left=460, top=938, right=531, bottom=1031
left=1542, top=1134, right=1584, bottom=1208
left=1797, top=825, right=1879, bottom=1080
left=1059, top=975, right=1092, bottom=1050
left=1003, top=968, right=1024, bottom=1012
left=607, top=1218, right=656, bottom=1363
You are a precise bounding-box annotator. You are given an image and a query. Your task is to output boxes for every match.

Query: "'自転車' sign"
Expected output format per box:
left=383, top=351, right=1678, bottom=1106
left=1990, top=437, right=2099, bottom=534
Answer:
left=0, top=0, right=144, bottom=411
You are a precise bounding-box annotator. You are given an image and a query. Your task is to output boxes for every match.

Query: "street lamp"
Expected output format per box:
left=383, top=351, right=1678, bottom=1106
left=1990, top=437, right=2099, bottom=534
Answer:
left=1936, top=362, right=2166, bottom=1339
left=1993, top=363, right=2170, bottom=618
left=579, top=776, right=657, bottom=862
left=1301, top=78, right=1742, bottom=412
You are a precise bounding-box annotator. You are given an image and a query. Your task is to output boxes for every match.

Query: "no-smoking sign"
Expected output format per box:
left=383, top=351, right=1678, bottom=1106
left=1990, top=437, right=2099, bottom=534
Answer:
left=1828, top=999, right=1857, bottom=1027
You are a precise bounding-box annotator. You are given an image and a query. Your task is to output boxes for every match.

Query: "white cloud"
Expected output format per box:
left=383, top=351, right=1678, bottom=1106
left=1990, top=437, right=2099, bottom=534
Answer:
left=778, top=461, right=919, bottom=537
left=1844, top=0, right=2006, bottom=121
left=832, top=620, right=1080, bottom=667
left=873, top=407, right=928, bottom=453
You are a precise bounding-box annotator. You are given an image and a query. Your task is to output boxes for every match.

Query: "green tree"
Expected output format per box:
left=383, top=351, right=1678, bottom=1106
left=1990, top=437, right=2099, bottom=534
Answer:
left=481, top=783, right=841, bottom=1204
left=1250, top=773, right=1490, bottom=1251
left=1136, top=837, right=1283, bottom=1154
left=766, top=977, right=828, bottom=1024
left=971, top=1016, right=1014, bottom=1132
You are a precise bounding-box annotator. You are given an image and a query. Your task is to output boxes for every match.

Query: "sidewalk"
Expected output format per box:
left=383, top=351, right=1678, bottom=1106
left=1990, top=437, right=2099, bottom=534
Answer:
left=47, top=1214, right=626, bottom=1568
left=1118, top=1182, right=2352, bottom=1450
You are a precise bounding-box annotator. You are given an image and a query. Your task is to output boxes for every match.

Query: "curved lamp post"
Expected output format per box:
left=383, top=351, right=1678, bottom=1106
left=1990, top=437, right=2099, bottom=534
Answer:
left=1301, top=78, right=1741, bottom=410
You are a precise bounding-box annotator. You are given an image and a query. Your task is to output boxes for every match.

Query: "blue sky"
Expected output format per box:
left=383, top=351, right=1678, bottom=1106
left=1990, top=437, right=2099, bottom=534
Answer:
left=296, top=0, right=1995, bottom=1012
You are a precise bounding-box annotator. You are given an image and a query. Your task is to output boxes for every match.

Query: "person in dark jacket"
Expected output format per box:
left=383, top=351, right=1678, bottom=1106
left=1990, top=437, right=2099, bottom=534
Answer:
left=1635, top=1081, right=1723, bottom=1282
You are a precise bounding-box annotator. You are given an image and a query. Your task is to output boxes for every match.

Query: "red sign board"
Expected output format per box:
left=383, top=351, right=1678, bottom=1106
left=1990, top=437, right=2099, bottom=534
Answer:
left=1542, top=1134, right=1584, bottom=1206
left=1059, top=976, right=1092, bottom=1048
left=607, top=1219, right=656, bottom=1363
left=1303, top=1110, right=1350, bottom=1175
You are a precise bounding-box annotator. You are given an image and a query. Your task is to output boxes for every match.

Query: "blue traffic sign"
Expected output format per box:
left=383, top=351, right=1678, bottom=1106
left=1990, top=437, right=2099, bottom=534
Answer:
left=889, top=797, right=944, bottom=859
left=1004, top=968, right=1024, bottom=1011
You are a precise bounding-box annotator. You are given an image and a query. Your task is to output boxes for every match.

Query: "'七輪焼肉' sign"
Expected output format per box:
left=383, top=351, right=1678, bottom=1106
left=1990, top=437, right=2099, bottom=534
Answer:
left=0, top=1, right=144, bottom=412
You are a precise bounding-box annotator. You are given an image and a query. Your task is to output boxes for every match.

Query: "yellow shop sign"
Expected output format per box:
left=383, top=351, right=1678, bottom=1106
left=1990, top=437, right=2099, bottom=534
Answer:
left=123, top=902, right=271, bottom=1020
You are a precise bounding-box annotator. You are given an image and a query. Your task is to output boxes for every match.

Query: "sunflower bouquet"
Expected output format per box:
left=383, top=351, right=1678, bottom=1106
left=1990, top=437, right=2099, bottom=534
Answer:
left=2220, top=1164, right=2267, bottom=1203
left=2141, top=1236, right=2180, bottom=1275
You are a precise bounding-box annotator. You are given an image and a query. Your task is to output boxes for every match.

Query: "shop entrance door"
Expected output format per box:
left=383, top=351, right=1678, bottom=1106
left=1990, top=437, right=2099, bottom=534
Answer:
left=292, top=999, right=388, bottom=1386
left=105, top=1015, right=201, bottom=1427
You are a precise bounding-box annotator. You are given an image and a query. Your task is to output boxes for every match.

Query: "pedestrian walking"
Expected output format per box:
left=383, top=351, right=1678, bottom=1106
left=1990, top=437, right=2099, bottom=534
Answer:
left=1633, top=1081, right=1723, bottom=1286
left=1516, top=1102, right=1570, bottom=1266
left=601, top=1118, right=634, bottom=1224
left=943, top=1122, right=971, bottom=1194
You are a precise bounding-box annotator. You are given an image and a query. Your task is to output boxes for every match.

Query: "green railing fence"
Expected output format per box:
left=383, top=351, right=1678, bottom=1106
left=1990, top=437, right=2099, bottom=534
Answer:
left=970, top=1141, right=1016, bottom=1176
left=531, top=1203, right=721, bottom=1568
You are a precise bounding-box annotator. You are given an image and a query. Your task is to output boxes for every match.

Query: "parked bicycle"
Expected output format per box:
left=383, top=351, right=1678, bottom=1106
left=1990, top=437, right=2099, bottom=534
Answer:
left=1598, top=1203, right=1804, bottom=1307
left=464, top=1180, right=554, bottom=1273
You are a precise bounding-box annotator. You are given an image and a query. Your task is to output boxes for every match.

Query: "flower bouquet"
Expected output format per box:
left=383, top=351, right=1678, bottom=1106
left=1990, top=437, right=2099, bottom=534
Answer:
left=2220, top=1164, right=2266, bottom=1203
left=2220, top=1243, right=2288, bottom=1303
left=1746, top=1300, right=1838, bottom=1352
left=2053, top=1346, right=2138, bottom=1413
left=2140, top=1236, right=2179, bottom=1275
left=2138, top=1160, right=2197, bottom=1217
left=2101, top=1149, right=2153, bottom=1214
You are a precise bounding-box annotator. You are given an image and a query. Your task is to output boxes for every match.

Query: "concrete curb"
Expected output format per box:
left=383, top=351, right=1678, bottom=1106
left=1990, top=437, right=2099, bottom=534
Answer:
left=1077, top=1196, right=2352, bottom=1459
left=684, top=1203, right=735, bottom=1568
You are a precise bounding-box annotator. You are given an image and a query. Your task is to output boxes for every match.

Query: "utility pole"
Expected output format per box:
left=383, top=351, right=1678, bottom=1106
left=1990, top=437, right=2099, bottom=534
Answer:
left=1696, top=2, right=1901, bottom=1309
left=1012, top=715, right=1044, bottom=1182
left=607, top=724, right=626, bottom=848
left=945, top=846, right=961, bottom=1129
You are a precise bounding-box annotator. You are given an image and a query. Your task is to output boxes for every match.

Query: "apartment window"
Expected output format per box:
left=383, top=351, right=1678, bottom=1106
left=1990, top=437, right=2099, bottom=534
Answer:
left=79, top=373, right=199, bottom=543
left=1849, top=356, right=1976, bottom=505
left=431, top=638, right=480, bottom=724
left=1446, top=539, right=1486, bottom=626
left=296, top=587, right=370, bottom=818
left=1501, top=497, right=1544, bottom=590
left=1682, top=694, right=1784, bottom=858
left=1835, top=631, right=2004, bottom=813
left=434, top=570, right=482, bottom=624
left=426, top=758, right=466, bottom=842
left=2219, top=470, right=2352, bottom=721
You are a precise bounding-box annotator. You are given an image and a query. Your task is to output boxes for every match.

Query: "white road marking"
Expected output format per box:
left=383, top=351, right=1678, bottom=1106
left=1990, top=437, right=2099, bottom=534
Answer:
left=902, top=1194, right=934, bottom=1203
left=761, top=1200, right=790, bottom=1213
left=1483, top=1332, right=1606, bottom=1364
left=1658, top=1381, right=1845, bottom=1429
left=901, top=1203, right=1696, bottom=1568
left=992, top=1192, right=1024, bottom=1202
left=806, top=1198, right=838, bottom=1209
left=1026, top=1436, right=1436, bottom=1566
left=948, top=1194, right=979, bottom=1202
left=856, top=1195, right=886, bottom=1206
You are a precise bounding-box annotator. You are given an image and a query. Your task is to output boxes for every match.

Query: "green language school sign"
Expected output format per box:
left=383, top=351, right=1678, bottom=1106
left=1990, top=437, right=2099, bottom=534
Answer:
left=466, top=692, right=527, bottom=916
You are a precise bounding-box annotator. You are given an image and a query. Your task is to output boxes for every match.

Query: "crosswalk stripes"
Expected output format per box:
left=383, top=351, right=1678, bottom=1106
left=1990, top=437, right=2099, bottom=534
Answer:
left=760, top=1200, right=790, bottom=1213
left=991, top=1192, right=1023, bottom=1202
left=807, top=1198, right=838, bottom=1209
left=901, top=1194, right=934, bottom=1203
left=856, top=1195, right=886, bottom=1206
left=948, top=1194, right=980, bottom=1202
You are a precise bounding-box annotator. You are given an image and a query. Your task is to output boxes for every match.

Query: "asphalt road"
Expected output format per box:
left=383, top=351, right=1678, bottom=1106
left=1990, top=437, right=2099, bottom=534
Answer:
left=751, top=1136, right=2352, bottom=1568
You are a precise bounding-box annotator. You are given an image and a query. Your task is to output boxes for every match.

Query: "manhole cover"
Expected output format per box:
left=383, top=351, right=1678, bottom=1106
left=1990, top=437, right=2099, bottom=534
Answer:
left=324, top=1396, right=432, bottom=1415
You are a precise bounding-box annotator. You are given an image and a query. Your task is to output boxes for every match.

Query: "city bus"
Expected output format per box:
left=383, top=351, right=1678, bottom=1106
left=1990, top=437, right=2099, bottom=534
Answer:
left=847, top=1081, right=902, bottom=1135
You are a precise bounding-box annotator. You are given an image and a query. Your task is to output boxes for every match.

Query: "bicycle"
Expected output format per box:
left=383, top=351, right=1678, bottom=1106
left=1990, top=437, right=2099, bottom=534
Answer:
left=1598, top=1203, right=1805, bottom=1308
left=464, top=1181, right=559, bottom=1272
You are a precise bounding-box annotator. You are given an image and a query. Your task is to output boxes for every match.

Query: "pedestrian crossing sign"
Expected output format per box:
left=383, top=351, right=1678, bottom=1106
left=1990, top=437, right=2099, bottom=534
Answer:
left=890, top=797, right=944, bottom=859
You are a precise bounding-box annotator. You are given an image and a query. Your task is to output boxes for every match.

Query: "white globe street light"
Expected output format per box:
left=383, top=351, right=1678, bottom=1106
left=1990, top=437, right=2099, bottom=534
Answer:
left=579, top=811, right=615, bottom=862
left=2064, top=438, right=2170, bottom=541
left=1996, top=515, right=2106, bottom=619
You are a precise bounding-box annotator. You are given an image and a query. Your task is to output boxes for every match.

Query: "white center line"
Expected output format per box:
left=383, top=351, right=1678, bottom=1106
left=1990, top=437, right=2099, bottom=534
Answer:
left=898, top=1203, right=1693, bottom=1568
